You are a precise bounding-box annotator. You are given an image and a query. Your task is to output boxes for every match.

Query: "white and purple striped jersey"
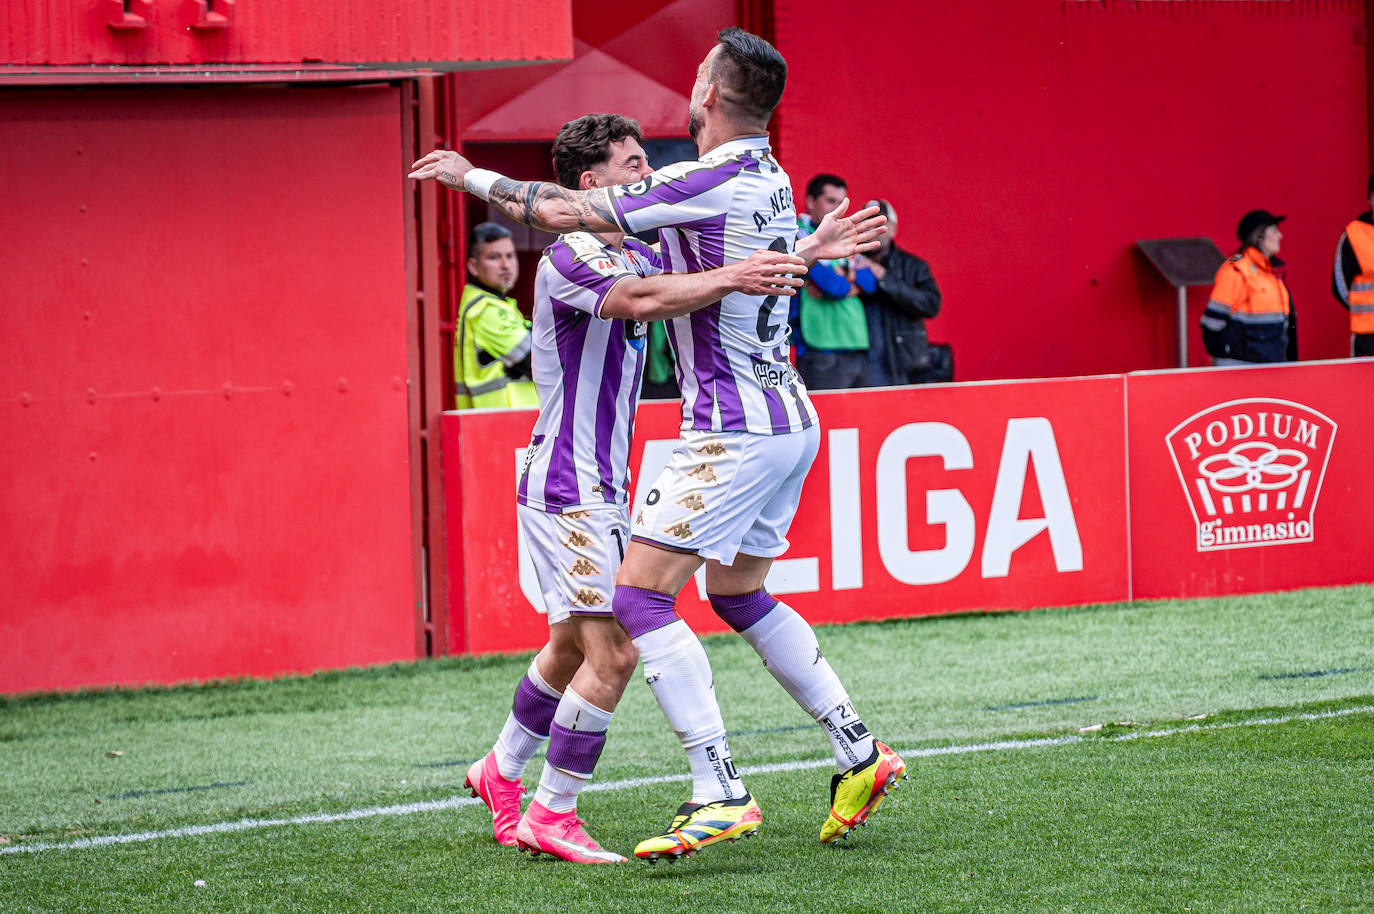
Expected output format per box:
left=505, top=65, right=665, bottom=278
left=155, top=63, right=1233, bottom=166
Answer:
left=518, top=232, right=662, bottom=513
left=602, top=135, right=818, bottom=436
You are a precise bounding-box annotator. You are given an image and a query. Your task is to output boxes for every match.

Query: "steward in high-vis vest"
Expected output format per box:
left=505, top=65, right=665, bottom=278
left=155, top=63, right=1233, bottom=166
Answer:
left=1201, top=209, right=1296, bottom=365
left=455, top=223, right=538, bottom=409
left=1330, top=174, right=1374, bottom=358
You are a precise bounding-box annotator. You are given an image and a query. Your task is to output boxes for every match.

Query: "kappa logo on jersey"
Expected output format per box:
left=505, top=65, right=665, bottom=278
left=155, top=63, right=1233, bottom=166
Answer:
left=564, top=530, right=593, bottom=548
left=1166, top=398, right=1336, bottom=552
left=675, top=493, right=706, bottom=512
left=685, top=463, right=718, bottom=483
left=574, top=588, right=606, bottom=606
left=569, top=558, right=601, bottom=577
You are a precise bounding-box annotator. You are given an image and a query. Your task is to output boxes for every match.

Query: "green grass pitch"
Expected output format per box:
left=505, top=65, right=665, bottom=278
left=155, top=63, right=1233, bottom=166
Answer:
left=2, top=585, right=1372, bottom=913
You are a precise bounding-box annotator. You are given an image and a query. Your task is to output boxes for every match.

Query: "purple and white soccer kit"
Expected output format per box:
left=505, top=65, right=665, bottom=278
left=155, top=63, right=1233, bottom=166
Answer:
left=516, top=232, right=661, bottom=623
left=600, top=135, right=821, bottom=564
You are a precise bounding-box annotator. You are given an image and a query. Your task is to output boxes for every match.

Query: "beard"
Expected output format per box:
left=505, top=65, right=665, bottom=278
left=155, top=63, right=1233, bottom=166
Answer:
left=687, top=104, right=702, bottom=141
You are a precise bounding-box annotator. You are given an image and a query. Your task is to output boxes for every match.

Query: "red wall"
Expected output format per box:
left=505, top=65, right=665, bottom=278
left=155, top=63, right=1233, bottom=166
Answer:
left=1, top=0, right=572, bottom=68
left=775, top=0, right=1369, bottom=381
left=0, top=86, right=416, bottom=693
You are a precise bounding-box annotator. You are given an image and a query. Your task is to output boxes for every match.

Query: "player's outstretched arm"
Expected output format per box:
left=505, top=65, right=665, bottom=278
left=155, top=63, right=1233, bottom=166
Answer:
left=409, top=149, right=619, bottom=234
left=599, top=249, right=806, bottom=322
left=795, top=196, right=888, bottom=265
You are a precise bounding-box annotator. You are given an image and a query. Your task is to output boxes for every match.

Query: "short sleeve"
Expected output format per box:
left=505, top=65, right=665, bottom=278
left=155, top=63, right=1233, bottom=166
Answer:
left=544, top=235, right=640, bottom=318
left=605, top=159, right=736, bottom=235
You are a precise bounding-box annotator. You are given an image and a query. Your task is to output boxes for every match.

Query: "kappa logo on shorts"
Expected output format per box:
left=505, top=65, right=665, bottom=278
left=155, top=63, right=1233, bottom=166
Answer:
left=564, top=530, right=593, bottom=548
left=564, top=510, right=591, bottom=520
left=665, top=520, right=693, bottom=539
left=675, top=493, right=706, bottom=512
left=575, top=588, right=606, bottom=606
left=695, top=442, right=727, bottom=456
left=569, top=558, right=601, bottom=576
left=635, top=511, right=645, bottom=526
left=685, top=463, right=718, bottom=483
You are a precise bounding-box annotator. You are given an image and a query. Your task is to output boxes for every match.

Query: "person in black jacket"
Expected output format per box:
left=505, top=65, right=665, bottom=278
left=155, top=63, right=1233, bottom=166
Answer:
left=852, top=198, right=944, bottom=385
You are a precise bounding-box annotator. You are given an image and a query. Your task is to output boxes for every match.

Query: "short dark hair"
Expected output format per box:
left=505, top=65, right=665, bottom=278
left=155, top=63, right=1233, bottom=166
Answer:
left=467, top=221, right=512, bottom=255
left=712, top=27, right=787, bottom=125
left=806, top=173, right=846, bottom=200
left=552, top=113, right=645, bottom=190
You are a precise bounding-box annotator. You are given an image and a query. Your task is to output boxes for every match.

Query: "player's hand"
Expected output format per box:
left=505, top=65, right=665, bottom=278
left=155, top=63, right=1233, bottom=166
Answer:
left=731, top=249, right=807, bottom=296
left=409, top=149, right=475, bottom=192
left=810, top=197, right=888, bottom=260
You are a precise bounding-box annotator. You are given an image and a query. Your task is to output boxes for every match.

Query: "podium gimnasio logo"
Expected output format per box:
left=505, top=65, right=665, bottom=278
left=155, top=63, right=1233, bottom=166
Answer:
left=1165, top=398, right=1336, bottom=552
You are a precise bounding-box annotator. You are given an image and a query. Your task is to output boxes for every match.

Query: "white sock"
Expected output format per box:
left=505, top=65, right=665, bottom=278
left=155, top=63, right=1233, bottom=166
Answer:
left=534, top=688, right=613, bottom=814
left=636, top=619, right=746, bottom=802
left=737, top=602, right=875, bottom=769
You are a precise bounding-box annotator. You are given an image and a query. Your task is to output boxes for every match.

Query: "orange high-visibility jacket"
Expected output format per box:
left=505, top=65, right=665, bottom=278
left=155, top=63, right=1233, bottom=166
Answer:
left=1200, top=247, right=1292, bottom=363
left=1335, top=219, right=1374, bottom=335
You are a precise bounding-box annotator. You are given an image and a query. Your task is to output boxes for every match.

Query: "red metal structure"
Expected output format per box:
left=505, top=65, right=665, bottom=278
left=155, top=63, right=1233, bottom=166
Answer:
left=0, top=0, right=574, bottom=693
left=3, top=0, right=1373, bottom=692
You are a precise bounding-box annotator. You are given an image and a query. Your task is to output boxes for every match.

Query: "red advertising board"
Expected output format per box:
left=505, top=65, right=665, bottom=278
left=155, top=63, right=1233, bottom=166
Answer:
left=1126, top=360, right=1374, bottom=599
left=442, top=375, right=1131, bottom=655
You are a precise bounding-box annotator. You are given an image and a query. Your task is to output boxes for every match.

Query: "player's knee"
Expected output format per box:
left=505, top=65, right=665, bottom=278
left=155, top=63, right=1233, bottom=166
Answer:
left=707, top=589, right=779, bottom=633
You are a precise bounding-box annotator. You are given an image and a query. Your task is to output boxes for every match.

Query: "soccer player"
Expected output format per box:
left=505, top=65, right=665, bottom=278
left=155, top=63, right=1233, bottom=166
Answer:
left=412, top=28, right=904, bottom=861
left=463, top=112, right=808, bottom=865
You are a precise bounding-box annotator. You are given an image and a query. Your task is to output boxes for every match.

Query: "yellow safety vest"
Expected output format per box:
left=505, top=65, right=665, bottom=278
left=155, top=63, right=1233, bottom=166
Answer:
left=454, top=284, right=538, bottom=410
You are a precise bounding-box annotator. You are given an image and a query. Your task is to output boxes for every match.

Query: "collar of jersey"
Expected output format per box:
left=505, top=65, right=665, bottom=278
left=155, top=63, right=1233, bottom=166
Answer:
left=700, top=134, right=771, bottom=161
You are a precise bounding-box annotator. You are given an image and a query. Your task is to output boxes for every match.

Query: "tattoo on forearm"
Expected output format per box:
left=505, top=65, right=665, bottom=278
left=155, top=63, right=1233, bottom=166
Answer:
left=487, top=178, right=615, bottom=232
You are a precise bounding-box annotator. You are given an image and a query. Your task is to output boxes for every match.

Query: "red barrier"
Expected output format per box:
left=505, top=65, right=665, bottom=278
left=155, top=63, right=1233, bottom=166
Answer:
left=442, top=375, right=1132, bottom=654
left=1126, top=360, right=1374, bottom=600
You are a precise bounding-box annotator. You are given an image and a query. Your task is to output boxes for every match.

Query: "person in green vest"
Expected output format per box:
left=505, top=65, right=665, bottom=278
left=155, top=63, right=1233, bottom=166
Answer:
left=792, top=173, right=870, bottom=389
left=455, top=222, right=539, bottom=409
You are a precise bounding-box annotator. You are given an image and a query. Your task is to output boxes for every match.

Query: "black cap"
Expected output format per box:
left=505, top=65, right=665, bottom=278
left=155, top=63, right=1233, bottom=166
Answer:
left=1236, top=209, right=1285, bottom=244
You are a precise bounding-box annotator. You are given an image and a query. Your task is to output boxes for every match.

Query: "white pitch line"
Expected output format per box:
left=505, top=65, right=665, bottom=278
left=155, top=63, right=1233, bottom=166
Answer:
left=5, top=704, right=1371, bottom=857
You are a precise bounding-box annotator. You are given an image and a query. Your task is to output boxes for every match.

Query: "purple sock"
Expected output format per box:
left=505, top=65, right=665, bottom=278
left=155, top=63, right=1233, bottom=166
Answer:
left=546, top=723, right=607, bottom=778
left=708, top=589, right=779, bottom=633
left=511, top=675, right=559, bottom=739
left=612, top=585, right=679, bottom=638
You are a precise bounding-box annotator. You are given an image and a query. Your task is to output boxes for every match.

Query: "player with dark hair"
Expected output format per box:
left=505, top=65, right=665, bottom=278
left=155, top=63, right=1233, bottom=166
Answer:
left=463, top=112, right=808, bottom=865
left=413, top=28, right=903, bottom=862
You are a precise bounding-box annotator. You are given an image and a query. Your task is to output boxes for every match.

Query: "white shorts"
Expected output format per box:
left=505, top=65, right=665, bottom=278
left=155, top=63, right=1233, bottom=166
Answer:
left=632, top=426, right=820, bottom=564
left=516, top=503, right=627, bottom=625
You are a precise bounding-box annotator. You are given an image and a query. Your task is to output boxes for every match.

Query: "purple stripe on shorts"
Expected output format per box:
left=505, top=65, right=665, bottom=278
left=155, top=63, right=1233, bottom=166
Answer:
left=544, top=296, right=591, bottom=507
left=546, top=723, right=607, bottom=777
left=708, top=590, right=780, bottom=633
left=611, top=585, right=679, bottom=638
left=512, top=675, right=560, bottom=739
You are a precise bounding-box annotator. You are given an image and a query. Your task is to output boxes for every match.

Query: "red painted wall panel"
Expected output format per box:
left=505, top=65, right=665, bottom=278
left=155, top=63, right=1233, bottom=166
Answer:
left=1, top=0, right=572, bottom=68
left=775, top=0, right=1368, bottom=381
left=0, top=85, right=415, bottom=693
